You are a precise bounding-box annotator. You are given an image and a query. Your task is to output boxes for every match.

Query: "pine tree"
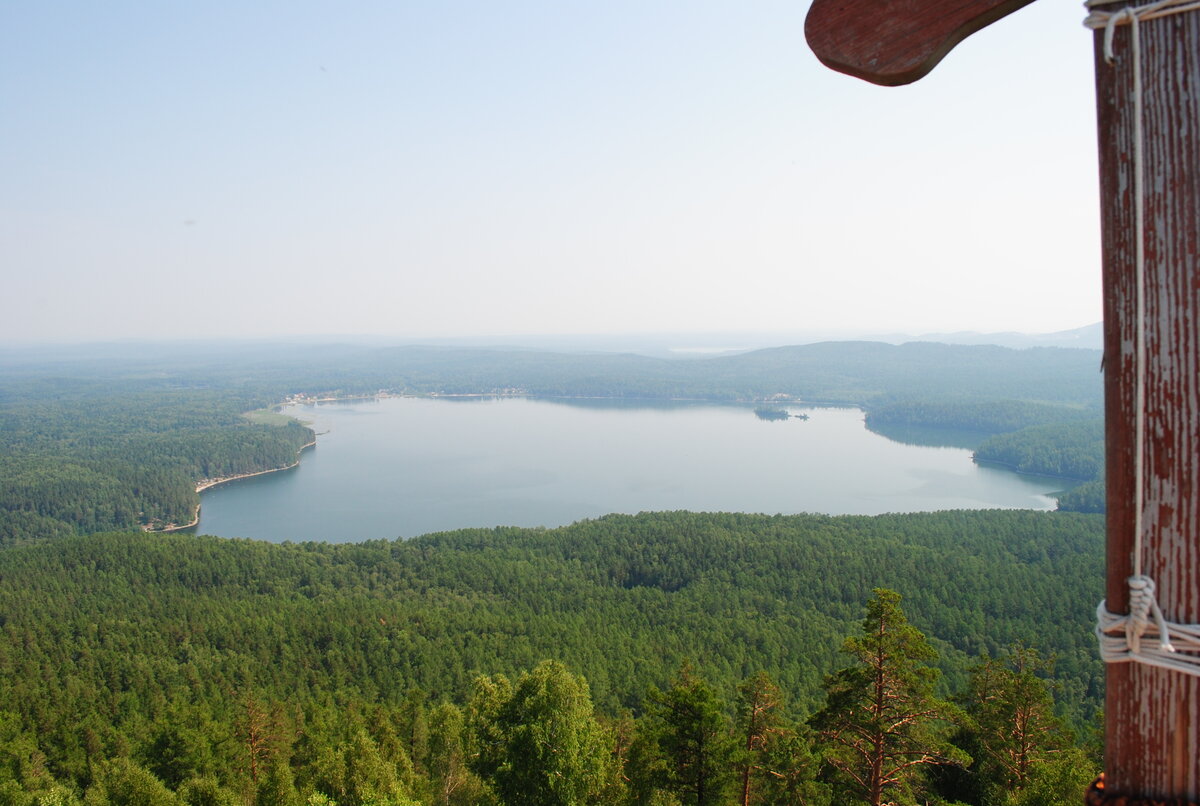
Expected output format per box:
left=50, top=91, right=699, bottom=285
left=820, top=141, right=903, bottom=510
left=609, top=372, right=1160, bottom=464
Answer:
left=736, top=673, right=828, bottom=806
left=139, top=725, right=209, bottom=791
left=754, top=727, right=829, bottom=806
left=646, top=664, right=736, bottom=806
left=810, top=588, right=967, bottom=806
left=736, top=672, right=783, bottom=806
left=255, top=758, right=300, bottom=806
left=236, top=694, right=279, bottom=786
left=961, top=646, right=1095, bottom=805
left=397, top=691, right=430, bottom=775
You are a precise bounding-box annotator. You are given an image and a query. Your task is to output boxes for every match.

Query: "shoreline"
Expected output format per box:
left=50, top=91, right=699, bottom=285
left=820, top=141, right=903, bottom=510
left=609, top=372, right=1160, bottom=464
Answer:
left=196, top=438, right=316, bottom=492
left=288, top=389, right=861, bottom=407
left=970, top=454, right=1095, bottom=484
left=147, top=439, right=316, bottom=533
left=147, top=397, right=1078, bottom=538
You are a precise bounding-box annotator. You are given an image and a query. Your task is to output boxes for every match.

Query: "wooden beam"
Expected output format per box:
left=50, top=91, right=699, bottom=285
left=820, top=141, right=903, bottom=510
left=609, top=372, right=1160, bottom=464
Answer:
left=804, top=0, right=1037, bottom=86
left=1096, top=6, right=1200, bottom=799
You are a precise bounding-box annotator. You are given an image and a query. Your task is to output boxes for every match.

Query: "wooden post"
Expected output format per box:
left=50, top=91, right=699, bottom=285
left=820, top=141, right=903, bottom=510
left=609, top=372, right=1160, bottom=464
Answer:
left=1095, top=8, right=1200, bottom=800
left=805, top=0, right=1200, bottom=800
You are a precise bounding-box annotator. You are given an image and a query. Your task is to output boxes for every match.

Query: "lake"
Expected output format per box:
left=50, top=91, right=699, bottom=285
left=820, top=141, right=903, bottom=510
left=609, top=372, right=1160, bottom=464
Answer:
left=192, top=396, right=1067, bottom=543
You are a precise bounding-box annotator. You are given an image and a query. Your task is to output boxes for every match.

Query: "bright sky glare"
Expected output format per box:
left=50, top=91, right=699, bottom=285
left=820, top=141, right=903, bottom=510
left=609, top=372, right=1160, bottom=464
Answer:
left=1, top=1, right=1102, bottom=344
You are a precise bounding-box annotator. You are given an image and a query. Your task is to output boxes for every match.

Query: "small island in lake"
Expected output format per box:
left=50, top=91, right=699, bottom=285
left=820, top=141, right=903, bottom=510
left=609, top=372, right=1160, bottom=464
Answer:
left=753, top=407, right=810, bottom=422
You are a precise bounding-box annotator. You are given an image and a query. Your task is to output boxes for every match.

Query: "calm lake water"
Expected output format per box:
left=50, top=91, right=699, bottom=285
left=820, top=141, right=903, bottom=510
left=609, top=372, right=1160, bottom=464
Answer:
left=192, top=397, right=1067, bottom=543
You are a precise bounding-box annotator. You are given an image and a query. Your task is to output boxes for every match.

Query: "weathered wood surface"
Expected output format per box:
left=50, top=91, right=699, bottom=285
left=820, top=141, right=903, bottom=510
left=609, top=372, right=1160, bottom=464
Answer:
left=1097, top=6, right=1200, bottom=799
left=804, top=0, right=1036, bottom=85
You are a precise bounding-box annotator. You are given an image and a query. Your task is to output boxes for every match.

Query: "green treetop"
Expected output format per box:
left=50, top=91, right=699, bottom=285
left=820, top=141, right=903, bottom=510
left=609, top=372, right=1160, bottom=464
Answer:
left=811, top=588, right=967, bottom=806
left=469, top=661, right=610, bottom=806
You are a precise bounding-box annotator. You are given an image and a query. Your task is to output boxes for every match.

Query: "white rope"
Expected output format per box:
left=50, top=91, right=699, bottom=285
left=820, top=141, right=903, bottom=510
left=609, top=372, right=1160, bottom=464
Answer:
left=1084, top=0, right=1200, bottom=63
left=1086, top=0, right=1200, bottom=64
left=1084, top=0, right=1200, bottom=677
left=1097, top=584, right=1200, bottom=675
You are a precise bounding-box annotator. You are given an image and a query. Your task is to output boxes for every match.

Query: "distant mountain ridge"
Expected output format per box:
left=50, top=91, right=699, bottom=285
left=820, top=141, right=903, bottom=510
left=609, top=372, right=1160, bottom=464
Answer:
left=0, top=323, right=1104, bottom=360
left=0, top=339, right=1103, bottom=408
left=388, top=323, right=1106, bottom=355
left=870, top=322, right=1103, bottom=351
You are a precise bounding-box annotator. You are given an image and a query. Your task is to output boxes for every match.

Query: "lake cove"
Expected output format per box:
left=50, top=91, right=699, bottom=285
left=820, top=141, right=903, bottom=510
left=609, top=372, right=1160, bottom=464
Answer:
left=192, top=396, right=1067, bottom=543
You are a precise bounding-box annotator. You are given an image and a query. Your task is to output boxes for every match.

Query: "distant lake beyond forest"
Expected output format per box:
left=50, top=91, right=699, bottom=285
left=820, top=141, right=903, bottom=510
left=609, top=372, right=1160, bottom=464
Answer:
left=192, top=397, right=1069, bottom=543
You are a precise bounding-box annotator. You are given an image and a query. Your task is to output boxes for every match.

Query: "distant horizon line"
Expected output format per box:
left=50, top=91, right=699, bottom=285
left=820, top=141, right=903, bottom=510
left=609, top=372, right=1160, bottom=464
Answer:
left=0, top=322, right=1103, bottom=358
left=0, top=321, right=1102, bottom=349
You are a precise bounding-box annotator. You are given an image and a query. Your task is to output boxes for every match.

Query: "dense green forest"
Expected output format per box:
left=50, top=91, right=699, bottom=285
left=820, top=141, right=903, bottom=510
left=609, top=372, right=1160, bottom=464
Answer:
left=0, top=343, right=1111, bottom=803
left=0, top=341, right=1104, bottom=541
left=1053, top=479, right=1106, bottom=514
left=0, top=511, right=1102, bottom=805
left=973, top=421, right=1105, bottom=483
left=864, top=400, right=1095, bottom=435
left=967, top=421, right=1105, bottom=513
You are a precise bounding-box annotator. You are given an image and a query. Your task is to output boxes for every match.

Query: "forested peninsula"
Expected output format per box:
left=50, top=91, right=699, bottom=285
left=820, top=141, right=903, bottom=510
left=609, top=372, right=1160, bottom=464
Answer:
left=0, top=340, right=1104, bottom=543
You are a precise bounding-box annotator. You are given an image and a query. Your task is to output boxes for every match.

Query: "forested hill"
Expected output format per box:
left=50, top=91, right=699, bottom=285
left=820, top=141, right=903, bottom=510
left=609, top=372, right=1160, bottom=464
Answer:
left=0, top=510, right=1104, bottom=803
left=691, top=341, right=1101, bottom=405
left=2, top=340, right=1102, bottom=405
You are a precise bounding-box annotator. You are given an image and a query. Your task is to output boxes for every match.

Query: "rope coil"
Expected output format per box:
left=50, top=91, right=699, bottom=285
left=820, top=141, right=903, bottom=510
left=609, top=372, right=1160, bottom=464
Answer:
left=1084, top=0, right=1200, bottom=679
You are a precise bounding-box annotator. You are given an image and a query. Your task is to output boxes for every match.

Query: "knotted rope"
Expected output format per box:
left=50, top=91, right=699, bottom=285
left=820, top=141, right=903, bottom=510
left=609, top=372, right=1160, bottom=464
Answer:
left=1084, top=0, right=1200, bottom=678
left=1096, top=581, right=1200, bottom=675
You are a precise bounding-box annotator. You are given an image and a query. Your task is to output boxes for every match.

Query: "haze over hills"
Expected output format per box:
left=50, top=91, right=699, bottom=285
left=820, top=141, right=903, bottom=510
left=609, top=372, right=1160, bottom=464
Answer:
left=0, top=339, right=1103, bottom=408
left=869, top=322, right=1103, bottom=351
left=440, top=322, right=1105, bottom=357
left=0, top=323, right=1104, bottom=363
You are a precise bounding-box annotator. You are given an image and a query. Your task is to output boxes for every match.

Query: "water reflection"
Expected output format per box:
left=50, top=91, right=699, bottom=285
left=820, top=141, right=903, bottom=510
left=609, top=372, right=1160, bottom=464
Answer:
left=864, top=420, right=991, bottom=450
left=193, top=397, right=1068, bottom=543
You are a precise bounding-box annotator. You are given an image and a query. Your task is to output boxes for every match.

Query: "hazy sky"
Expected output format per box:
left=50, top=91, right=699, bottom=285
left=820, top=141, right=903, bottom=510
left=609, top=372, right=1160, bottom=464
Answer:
left=2, top=1, right=1103, bottom=344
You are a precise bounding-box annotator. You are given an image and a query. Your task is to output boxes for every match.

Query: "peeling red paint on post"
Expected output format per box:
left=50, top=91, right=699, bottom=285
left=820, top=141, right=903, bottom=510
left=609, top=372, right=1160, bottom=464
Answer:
left=1096, top=6, right=1200, bottom=799
left=802, top=0, right=1200, bottom=798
